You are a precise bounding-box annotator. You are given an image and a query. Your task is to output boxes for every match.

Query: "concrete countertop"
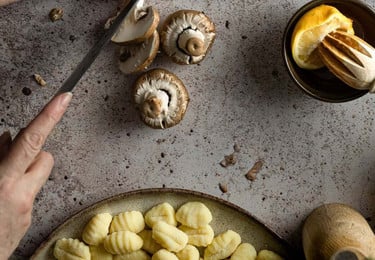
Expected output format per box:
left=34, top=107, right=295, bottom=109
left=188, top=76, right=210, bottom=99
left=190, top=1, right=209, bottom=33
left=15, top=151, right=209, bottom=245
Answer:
left=0, top=0, right=374, bottom=258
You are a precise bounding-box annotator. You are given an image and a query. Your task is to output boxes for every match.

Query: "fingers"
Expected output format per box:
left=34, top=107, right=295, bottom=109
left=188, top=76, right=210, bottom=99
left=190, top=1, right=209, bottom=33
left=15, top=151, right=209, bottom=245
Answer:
left=22, top=151, right=54, bottom=197
left=3, top=92, right=72, bottom=175
left=0, top=131, right=12, bottom=160
left=0, top=0, right=19, bottom=7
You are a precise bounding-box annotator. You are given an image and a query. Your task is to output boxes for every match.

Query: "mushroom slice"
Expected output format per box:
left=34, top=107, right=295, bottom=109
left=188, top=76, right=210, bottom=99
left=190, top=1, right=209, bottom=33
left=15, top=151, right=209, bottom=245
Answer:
left=161, top=10, right=216, bottom=65
left=133, top=69, right=189, bottom=129
left=110, top=1, right=160, bottom=45
left=118, top=30, right=160, bottom=74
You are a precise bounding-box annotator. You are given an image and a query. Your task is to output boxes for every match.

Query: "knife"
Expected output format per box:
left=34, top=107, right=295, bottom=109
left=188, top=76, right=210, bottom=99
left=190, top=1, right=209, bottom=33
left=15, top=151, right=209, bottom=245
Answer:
left=55, top=0, right=139, bottom=95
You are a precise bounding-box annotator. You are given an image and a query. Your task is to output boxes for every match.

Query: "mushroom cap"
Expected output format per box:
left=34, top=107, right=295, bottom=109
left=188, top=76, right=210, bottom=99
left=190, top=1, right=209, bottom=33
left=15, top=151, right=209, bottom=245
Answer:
left=160, top=10, right=216, bottom=65
left=111, top=3, right=160, bottom=45
left=133, top=69, right=189, bottom=129
left=118, top=30, right=160, bottom=74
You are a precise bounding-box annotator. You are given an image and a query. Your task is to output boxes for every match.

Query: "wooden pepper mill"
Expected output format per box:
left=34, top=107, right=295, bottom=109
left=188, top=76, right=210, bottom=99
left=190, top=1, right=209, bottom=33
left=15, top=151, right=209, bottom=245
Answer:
left=303, top=203, right=375, bottom=260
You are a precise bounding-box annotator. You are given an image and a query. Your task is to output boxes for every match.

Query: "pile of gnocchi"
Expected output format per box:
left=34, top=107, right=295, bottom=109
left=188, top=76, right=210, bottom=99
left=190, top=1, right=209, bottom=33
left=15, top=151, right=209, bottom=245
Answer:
left=53, top=201, right=284, bottom=260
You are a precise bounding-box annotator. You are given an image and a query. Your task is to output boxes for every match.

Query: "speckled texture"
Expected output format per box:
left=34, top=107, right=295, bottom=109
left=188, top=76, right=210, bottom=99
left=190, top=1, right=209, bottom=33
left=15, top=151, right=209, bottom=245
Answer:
left=0, top=0, right=374, bottom=258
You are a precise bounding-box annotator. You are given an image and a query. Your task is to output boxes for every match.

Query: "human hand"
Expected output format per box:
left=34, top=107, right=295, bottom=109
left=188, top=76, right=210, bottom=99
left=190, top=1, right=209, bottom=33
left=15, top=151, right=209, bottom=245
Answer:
left=0, top=0, right=19, bottom=7
left=0, top=92, right=72, bottom=259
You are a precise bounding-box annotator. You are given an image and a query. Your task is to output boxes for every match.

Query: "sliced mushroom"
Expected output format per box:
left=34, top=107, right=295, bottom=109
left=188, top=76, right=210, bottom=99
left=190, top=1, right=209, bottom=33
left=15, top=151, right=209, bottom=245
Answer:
left=118, top=30, right=160, bottom=74
left=133, top=69, right=189, bottom=129
left=160, top=10, right=216, bottom=65
left=110, top=0, right=160, bottom=45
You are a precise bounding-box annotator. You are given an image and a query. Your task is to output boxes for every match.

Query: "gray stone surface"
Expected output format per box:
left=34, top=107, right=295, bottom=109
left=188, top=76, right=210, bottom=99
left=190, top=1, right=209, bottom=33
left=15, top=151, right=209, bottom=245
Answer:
left=0, top=0, right=374, bottom=258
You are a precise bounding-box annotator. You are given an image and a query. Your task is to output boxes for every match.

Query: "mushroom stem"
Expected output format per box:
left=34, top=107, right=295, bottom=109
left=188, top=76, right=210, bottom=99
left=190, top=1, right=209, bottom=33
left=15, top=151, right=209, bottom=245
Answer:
left=178, top=29, right=206, bottom=56
left=142, top=90, right=169, bottom=119
left=130, top=0, right=145, bottom=22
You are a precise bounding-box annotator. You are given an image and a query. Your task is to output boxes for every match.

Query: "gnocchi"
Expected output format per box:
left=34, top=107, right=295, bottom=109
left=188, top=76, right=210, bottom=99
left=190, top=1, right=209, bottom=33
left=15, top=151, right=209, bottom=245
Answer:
left=103, top=231, right=143, bottom=254
left=176, top=202, right=212, bottom=228
left=179, top=224, right=214, bottom=247
left=204, top=230, right=241, bottom=260
left=152, top=221, right=188, bottom=252
left=82, top=213, right=112, bottom=245
left=152, top=249, right=179, bottom=260
left=145, top=202, right=177, bottom=227
left=231, top=243, right=257, bottom=260
left=256, top=250, right=284, bottom=260
left=113, top=250, right=151, bottom=260
left=53, top=201, right=285, bottom=260
left=176, top=244, right=200, bottom=260
left=138, top=229, right=163, bottom=254
left=110, top=211, right=145, bottom=233
left=89, top=244, right=113, bottom=260
left=54, top=238, right=90, bottom=260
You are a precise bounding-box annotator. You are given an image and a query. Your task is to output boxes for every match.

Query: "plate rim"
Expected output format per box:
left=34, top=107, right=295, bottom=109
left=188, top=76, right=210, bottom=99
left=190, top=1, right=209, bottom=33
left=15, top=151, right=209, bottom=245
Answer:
left=31, top=188, right=296, bottom=259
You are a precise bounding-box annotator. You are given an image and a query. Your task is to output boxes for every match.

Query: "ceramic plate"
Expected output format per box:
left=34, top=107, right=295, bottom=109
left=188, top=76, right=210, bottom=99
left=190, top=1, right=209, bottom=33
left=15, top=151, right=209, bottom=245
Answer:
left=31, top=188, right=296, bottom=259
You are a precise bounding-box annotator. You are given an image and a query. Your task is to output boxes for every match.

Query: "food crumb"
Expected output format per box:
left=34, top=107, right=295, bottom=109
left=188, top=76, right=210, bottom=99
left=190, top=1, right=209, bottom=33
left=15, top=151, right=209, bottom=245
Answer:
left=233, top=143, right=241, bottom=153
left=49, top=8, right=63, bottom=22
left=33, top=74, right=46, bottom=87
left=246, top=160, right=263, bottom=181
left=219, top=183, right=228, bottom=193
left=220, top=153, right=237, bottom=167
left=22, top=87, right=32, bottom=96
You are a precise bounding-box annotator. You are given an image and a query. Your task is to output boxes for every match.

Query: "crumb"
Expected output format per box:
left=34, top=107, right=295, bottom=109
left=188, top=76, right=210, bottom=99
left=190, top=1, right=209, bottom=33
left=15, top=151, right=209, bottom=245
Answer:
left=233, top=143, right=241, bottom=153
left=220, top=153, right=237, bottom=167
left=225, top=20, right=230, bottom=29
left=33, top=74, right=46, bottom=87
left=246, top=160, right=263, bottom=181
left=104, top=15, right=117, bottom=30
left=219, top=183, right=228, bottom=193
left=49, top=8, right=63, bottom=22
left=22, top=87, right=32, bottom=96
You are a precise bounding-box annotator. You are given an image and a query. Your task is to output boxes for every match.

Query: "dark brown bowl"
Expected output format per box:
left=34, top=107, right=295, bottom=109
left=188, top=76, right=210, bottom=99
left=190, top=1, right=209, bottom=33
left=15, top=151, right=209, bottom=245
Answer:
left=283, top=0, right=375, bottom=102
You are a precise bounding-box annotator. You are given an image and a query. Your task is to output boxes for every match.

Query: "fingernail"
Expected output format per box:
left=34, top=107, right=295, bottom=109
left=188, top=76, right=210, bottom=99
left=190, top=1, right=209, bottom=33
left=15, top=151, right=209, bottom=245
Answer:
left=60, top=92, right=73, bottom=108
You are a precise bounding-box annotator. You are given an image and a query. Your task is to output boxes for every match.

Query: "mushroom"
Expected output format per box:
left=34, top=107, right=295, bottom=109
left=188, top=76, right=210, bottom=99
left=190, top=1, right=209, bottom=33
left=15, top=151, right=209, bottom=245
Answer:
left=118, top=30, right=160, bottom=74
left=133, top=69, right=189, bottom=129
left=109, top=0, right=160, bottom=45
left=160, top=10, right=216, bottom=65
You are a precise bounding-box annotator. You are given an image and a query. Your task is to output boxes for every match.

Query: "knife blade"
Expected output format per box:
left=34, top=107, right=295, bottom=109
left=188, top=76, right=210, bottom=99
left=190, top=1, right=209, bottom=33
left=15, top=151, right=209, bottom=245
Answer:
left=55, top=0, right=139, bottom=95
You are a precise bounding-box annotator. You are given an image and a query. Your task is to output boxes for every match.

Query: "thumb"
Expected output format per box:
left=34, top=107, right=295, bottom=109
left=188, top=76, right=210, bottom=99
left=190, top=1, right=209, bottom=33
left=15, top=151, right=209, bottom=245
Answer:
left=0, top=0, right=20, bottom=7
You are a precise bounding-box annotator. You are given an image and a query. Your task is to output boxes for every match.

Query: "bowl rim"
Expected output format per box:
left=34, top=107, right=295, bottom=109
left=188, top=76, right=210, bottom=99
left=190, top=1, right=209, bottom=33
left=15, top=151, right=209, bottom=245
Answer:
left=282, top=0, right=373, bottom=103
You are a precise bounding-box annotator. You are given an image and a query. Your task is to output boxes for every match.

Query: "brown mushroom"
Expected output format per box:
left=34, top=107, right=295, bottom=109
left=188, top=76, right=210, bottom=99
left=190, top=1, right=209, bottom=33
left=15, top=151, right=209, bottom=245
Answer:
left=160, top=10, right=216, bottom=65
left=110, top=0, right=160, bottom=45
left=133, top=69, right=189, bottom=129
left=118, top=30, right=160, bottom=74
